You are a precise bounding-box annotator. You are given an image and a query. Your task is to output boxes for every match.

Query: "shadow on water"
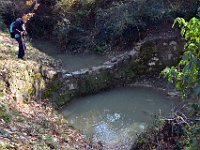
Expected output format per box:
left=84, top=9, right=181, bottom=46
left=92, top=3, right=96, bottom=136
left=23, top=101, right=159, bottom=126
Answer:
left=31, top=40, right=107, bottom=72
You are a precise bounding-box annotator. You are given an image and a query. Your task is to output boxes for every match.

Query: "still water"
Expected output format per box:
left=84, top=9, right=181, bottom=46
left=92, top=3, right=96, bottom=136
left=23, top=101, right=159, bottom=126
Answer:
left=62, top=86, right=178, bottom=149
left=31, top=40, right=107, bottom=71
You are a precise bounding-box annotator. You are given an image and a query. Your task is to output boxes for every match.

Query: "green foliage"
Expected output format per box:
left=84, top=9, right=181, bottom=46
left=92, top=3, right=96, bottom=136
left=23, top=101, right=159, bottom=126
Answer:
left=180, top=103, right=200, bottom=149
left=54, top=0, right=198, bottom=51
left=0, top=103, right=12, bottom=123
left=96, top=0, right=165, bottom=36
left=189, top=103, right=200, bottom=117
left=162, top=17, right=200, bottom=98
left=95, top=0, right=197, bottom=41
left=53, top=18, right=71, bottom=47
left=0, top=0, right=198, bottom=45
left=161, top=16, right=200, bottom=149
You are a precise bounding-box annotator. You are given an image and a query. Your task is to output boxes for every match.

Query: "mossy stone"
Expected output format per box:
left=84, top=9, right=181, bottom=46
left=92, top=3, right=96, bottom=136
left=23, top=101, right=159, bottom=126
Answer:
left=55, top=91, right=71, bottom=106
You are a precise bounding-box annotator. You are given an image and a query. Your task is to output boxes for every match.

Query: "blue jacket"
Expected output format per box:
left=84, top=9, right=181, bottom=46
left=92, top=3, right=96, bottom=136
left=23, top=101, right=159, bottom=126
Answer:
left=13, top=18, right=26, bottom=38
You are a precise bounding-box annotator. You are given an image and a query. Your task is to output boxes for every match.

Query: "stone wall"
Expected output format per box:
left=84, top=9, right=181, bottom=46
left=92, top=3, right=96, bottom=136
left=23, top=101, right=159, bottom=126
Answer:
left=136, top=32, right=184, bottom=74
left=48, top=33, right=184, bottom=107
left=50, top=50, right=138, bottom=106
left=0, top=32, right=60, bottom=102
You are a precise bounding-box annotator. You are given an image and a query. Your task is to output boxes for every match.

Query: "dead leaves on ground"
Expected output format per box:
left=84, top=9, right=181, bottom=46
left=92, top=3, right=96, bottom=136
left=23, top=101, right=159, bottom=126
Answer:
left=0, top=97, right=90, bottom=149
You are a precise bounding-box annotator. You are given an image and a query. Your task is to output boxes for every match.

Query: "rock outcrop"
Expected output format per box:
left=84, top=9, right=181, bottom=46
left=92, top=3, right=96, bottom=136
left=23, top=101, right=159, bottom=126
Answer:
left=0, top=33, right=58, bottom=102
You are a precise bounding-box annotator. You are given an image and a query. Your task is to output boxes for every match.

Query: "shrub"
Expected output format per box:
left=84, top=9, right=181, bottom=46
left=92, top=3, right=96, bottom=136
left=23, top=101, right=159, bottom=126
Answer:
left=162, top=16, right=200, bottom=149
left=0, top=0, right=198, bottom=51
left=55, top=0, right=198, bottom=51
left=162, top=17, right=200, bottom=98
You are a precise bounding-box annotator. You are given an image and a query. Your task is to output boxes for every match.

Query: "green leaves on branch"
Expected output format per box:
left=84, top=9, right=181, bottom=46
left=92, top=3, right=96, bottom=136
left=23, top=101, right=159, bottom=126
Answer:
left=162, top=17, right=200, bottom=150
left=162, top=17, right=200, bottom=98
left=173, top=17, right=200, bottom=42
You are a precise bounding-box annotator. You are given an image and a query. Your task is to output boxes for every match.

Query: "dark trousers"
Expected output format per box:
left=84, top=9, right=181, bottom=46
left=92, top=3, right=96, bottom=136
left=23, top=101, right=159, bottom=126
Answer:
left=16, top=37, right=26, bottom=59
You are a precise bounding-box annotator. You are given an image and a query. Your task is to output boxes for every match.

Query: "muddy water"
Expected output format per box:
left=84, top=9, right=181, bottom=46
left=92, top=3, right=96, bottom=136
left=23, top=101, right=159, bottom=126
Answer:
left=62, top=86, right=178, bottom=149
left=31, top=40, right=107, bottom=71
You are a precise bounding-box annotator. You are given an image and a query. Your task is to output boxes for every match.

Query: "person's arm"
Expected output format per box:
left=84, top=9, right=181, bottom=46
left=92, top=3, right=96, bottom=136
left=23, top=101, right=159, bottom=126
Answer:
left=15, top=29, right=24, bottom=36
left=21, top=23, right=26, bottom=32
left=21, top=23, right=27, bottom=36
left=14, top=19, right=27, bottom=36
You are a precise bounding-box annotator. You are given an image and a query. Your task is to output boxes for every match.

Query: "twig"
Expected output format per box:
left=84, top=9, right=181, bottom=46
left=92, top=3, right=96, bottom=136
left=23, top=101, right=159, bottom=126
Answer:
left=160, top=116, right=200, bottom=124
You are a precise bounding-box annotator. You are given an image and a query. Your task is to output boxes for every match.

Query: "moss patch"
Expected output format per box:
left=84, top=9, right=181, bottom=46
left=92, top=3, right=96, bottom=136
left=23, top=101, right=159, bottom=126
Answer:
left=42, top=75, right=62, bottom=99
left=42, top=77, right=72, bottom=107
left=55, top=91, right=72, bottom=107
left=139, top=41, right=156, bottom=63
left=78, top=71, right=112, bottom=94
left=117, top=66, right=136, bottom=80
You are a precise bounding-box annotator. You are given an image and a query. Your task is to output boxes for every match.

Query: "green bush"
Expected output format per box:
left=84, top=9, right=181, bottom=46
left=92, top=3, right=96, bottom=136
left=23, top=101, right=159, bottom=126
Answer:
left=162, top=16, right=200, bottom=149
left=55, top=0, right=198, bottom=51
left=95, top=0, right=198, bottom=41
left=162, top=17, right=200, bottom=98
left=0, top=0, right=198, bottom=51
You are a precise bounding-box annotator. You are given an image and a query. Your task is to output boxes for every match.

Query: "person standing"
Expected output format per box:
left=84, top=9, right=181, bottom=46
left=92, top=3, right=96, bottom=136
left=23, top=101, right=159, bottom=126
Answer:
left=12, top=14, right=28, bottom=59
left=10, top=1, right=39, bottom=59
